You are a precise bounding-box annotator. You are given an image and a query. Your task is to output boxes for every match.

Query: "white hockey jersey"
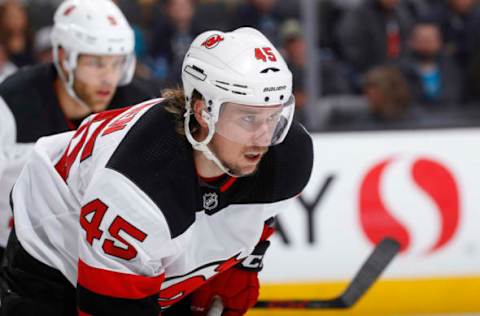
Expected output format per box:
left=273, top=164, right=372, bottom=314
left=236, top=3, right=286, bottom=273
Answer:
left=10, top=98, right=313, bottom=314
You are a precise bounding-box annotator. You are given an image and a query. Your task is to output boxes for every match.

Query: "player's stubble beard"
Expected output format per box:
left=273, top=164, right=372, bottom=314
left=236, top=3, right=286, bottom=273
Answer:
left=220, top=145, right=268, bottom=177
left=73, top=76, right=116, bottom=113
left=203, top=131, right=269, bottom=177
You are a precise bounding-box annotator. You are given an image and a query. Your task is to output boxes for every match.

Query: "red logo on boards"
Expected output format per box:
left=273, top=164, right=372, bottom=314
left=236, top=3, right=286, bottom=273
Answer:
left=201, top=34, right=224, bottom=49
left=359, top=157, right=460, bottom=254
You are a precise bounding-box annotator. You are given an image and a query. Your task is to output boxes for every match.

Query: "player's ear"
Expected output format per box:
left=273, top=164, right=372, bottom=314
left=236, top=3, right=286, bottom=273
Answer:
left=193, top=99, right=209, bottom=128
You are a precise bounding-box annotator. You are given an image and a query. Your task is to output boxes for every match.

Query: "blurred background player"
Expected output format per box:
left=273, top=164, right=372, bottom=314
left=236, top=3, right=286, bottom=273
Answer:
left=0, top=0, right=155, bottom=258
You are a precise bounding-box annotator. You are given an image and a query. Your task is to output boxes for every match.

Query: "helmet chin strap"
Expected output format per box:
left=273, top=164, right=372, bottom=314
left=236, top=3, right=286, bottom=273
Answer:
left=184, top=107, right=238, bottom=177
left=53, top=46, right=95, bottom=113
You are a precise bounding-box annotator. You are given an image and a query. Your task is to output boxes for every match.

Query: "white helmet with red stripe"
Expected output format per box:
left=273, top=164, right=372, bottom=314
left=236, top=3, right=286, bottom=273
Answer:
left=182, top=27, right=295, bottom=175
left=51, top=0, right=135, bottom=99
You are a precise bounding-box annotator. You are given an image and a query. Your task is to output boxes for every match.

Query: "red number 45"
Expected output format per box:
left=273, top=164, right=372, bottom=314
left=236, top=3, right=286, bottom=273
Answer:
left=255, top=47, right=277, bottom=62
left=80, top=199, right=147, bottom=261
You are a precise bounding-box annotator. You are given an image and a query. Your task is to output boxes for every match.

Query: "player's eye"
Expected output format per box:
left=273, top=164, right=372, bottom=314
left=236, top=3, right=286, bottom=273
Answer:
left=112, top=58, right=126, bottom=70
left=241, top=115, right=256, bottom=125
left=267, top=111, right=281, bottom=123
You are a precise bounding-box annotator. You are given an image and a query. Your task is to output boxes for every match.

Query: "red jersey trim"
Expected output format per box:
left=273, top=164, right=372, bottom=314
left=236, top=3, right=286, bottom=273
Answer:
left=77, top=309, right=91, bottom=316
left=220, top=176, right=237, bottom=192
left=77, top=259, right=164, bottom=299
left=197, top=173, right=226, bottom=183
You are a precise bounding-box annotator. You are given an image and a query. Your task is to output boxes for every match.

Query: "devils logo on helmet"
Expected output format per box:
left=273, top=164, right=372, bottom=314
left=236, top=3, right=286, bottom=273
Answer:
left=201, top=34, right=224, bottom=49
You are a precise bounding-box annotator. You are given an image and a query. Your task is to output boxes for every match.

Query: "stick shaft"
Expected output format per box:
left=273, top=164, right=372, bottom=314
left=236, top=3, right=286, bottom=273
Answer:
left=255, top=238, right=400, bottom=309
left=206, top=296, right=224, bottom=316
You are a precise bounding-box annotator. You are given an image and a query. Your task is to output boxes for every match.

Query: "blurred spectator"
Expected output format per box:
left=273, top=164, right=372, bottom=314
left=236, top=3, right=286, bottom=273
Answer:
left=24, top=0, right=57, bottom=31
left=330, top=0, right=363, bottom=10
left=230, top=0, right=285, bottom=46
left=397, top=22, right=462, bottom=108
left=150, top=0, right=199, bottom=86
left=426, top=0, right=480, bottom=102
left=427, top=0, right=480, bottom=69
left=466, top=46, right=480, bottom=103
left=114, top=0, right=150, bottom=59
left=317, top=0, right=346, bottom=51
left=33, top=26, right=53, bottom=64
left=401, top=0, right=439, bottom=21
left=322, top=65, right=415, bottom=130
left=363, top=65, right=412, bottom=120
left=280, top=19, right=350, bottom=122
left=0, top=1, right=34, bottom=67
left=335, top=0, right=413, bottom=89
left=194, top=0, right=233, bottom=32
left=115, top=0, right=143, bottom=26
left=0, top=44, right=16, bottom=83
left=276, top=0, right=300, bottom=20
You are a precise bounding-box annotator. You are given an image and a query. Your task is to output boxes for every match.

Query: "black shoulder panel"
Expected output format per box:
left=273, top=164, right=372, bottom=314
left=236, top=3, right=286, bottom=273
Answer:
left=264, top=121, right=314, bottom=199
left=108, top=78, right=157, bottom=110
left=0, top=64, right=67, bottom=142
left=106, top=104, right=198, bottom=238
left=77, top=285, right=160, bottom=316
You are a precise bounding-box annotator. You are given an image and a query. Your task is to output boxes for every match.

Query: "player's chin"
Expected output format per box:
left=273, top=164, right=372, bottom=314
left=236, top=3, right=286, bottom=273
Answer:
left=90, top=98, right=111, bottom=111
left=232, top=168, right=257, bottom=178
left=234, top=161, right=262, bottom=177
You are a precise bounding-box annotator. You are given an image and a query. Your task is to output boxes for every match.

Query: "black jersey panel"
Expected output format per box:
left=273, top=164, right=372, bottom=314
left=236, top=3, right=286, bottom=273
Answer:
left=0, top=64, right=67, bottom=142
left=107, top=78, right=157, bottom=110
left=77, top=285, right=160, bottom=316
left=106, top=103, right=199, bottom=239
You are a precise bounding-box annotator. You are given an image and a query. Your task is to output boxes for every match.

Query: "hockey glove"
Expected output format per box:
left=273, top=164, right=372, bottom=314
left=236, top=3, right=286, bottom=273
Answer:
left=190, top=266, right=259, bottom=316
left=190, top=221, right=274, bottom=316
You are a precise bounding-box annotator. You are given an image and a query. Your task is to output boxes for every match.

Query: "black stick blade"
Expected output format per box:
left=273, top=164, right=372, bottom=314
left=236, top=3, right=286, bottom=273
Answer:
left=255, top=238, right=400, bottom=309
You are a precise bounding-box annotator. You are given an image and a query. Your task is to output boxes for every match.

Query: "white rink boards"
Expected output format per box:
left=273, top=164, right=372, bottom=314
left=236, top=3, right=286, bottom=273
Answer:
left=258, top=128, right=480, bottom=314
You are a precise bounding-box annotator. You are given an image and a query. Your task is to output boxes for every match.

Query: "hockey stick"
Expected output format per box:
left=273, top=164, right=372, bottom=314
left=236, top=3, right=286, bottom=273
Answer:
left=254, top=237, right=400, bottom=309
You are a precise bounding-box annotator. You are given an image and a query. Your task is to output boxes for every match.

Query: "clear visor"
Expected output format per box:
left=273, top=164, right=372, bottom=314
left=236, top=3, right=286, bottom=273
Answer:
left=74, top=54, right=127, bottom=86
left=214, top=95, right=295, bottom=146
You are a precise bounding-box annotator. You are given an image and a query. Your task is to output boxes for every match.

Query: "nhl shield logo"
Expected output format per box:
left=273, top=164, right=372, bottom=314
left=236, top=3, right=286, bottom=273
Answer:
left=203, top=192, right=218, bottom=211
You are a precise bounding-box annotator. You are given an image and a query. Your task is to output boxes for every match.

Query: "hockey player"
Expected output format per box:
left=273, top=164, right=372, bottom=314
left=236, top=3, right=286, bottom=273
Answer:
left=0, top=27, right=313, bottom=316
left=0, top=0, right=155, bottom=256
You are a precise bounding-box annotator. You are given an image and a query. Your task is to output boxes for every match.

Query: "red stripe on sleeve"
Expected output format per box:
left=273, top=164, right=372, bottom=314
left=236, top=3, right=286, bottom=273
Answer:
left=77, top=259, right=164, bottom=299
